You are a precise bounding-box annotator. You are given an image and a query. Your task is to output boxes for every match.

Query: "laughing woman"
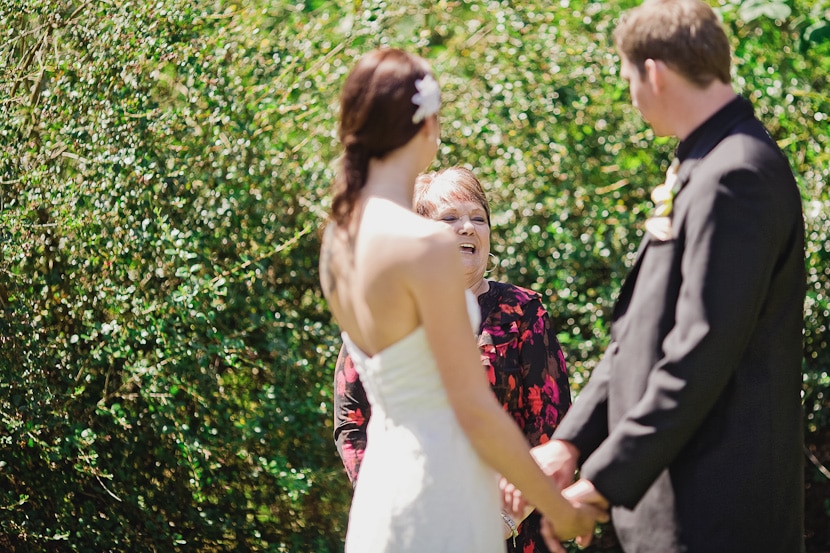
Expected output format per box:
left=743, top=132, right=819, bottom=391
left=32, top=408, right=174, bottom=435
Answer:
left=333, top=166, right=573, bottom=553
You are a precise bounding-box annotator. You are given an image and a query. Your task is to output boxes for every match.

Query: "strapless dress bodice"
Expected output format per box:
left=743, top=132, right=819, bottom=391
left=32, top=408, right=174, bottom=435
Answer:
left=340, top=290, right=481, bottom=422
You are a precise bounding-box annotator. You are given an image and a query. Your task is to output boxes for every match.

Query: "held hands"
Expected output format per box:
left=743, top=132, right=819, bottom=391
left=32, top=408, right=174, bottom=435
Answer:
left=541, top=479, right=610, bottom=551
left=505, top=482, right=607, bottom=553
left=502, top=439, right=579, bottom=515
left=500, top=439, right=609, bottom=552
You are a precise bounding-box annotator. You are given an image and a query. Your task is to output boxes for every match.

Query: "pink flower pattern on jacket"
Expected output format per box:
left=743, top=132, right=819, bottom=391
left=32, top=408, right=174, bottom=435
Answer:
left=333, top=281, right=571, bottom=553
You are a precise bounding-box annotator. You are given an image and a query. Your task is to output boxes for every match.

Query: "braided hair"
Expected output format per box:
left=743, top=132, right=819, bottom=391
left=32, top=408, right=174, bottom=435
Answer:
left=330, top=48, right=434, bottom=226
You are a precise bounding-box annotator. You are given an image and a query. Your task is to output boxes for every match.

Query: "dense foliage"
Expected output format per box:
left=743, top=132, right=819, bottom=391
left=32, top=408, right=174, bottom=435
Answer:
left=0, top=0, right=827, bottom=551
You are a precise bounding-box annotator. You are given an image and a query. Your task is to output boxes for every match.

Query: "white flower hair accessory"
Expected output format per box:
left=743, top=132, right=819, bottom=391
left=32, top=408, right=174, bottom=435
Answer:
left=411, top=74, right=441, bottom=124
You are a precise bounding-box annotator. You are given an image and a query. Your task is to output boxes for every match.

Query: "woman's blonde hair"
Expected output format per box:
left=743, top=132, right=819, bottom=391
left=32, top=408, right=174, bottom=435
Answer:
left=414, top=167, right=491, bottom=226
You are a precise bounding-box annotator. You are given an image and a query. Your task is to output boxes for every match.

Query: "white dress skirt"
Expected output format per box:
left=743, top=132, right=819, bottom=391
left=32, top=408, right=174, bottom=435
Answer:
left=341, top=291, right=504, bottom=553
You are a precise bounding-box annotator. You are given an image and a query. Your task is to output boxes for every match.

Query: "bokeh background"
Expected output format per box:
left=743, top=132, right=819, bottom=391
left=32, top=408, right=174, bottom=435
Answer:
left=1, top=0, right=828, bottom=551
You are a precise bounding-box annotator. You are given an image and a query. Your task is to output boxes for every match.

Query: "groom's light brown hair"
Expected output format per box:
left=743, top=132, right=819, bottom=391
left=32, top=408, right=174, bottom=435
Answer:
left=613, top=0, right=732, bottom=88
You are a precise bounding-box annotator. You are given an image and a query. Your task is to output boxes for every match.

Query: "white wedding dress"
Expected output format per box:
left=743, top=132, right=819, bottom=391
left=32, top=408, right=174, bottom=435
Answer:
left=341, top=291, right=504, bottom=553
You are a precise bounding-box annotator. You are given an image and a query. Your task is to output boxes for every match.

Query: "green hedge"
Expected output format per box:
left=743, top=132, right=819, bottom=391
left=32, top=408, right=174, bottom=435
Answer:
left=1, top=1, right=827, bottom=551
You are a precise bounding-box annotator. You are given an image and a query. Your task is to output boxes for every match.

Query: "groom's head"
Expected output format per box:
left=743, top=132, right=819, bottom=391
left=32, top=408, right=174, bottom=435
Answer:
left=613, top=0, right=731, bottom=89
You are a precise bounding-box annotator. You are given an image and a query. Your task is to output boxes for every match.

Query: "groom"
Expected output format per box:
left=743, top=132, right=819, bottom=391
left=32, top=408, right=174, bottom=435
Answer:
left=536, top=1, right=806, bottom=552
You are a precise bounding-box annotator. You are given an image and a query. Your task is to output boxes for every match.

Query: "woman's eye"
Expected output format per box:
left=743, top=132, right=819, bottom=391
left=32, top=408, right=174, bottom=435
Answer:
left=441, top=216, right=457, bottom=222
left=473, top=217, right=487, bottom=223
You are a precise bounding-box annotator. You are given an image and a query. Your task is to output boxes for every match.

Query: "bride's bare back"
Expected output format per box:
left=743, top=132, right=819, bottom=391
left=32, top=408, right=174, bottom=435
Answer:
left=320, top=197, right=460, bottom=357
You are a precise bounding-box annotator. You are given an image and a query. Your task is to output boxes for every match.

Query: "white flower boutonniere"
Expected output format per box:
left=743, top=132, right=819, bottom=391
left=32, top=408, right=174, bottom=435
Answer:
left=411, top=74, right=441, bottom=124
left=645, top=158, right=680, bottom=241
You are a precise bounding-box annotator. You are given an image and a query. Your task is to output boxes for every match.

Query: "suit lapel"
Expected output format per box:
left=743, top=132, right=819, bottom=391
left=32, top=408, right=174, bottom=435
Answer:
left=611, top=157, right=696, bottom=334
left=611, top=236, right=650, bottom=333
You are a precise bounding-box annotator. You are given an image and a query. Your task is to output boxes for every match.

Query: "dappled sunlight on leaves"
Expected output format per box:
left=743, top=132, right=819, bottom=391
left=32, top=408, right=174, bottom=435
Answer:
left=0, top=0, right=827, bottom=551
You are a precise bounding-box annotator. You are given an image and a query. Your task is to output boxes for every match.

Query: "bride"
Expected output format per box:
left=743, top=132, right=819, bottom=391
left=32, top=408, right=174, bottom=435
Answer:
left=319, top=47, right=605, bottom=553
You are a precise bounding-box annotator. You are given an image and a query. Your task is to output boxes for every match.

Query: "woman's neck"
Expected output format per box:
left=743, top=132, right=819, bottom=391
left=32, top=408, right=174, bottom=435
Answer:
left=469, top=278, right=490, bottom=297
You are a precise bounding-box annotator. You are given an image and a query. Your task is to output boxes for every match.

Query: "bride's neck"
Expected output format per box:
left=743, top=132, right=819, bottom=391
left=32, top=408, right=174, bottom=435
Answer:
left=362, top=152, right=420, bottom=209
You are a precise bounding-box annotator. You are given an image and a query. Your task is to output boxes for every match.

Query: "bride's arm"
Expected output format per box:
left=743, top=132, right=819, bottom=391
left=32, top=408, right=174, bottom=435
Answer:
left=407, top=230, right=607, bottom=543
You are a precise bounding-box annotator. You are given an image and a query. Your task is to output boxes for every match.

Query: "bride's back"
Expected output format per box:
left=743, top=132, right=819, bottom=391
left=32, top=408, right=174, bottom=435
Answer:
left=321, top=196, right=450, bottom=357
left=320, top=48, right=447, bottom=358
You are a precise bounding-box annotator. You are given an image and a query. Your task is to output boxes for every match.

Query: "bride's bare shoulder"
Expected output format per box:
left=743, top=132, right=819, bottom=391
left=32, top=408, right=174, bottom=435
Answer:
left=378, top=210, right=453, bottom=250
left=343, top=205, right=457, bottom=273
left=382, top=218, right=459, bottom=277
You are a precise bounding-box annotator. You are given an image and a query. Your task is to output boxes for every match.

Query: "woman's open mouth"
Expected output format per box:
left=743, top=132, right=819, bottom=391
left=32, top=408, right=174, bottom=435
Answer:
left=460, top=242, right=476, bottom=254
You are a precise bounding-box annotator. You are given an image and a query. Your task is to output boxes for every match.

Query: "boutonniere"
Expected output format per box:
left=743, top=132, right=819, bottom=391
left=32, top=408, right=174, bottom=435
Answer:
left=645, top=158, right=680, bottom=241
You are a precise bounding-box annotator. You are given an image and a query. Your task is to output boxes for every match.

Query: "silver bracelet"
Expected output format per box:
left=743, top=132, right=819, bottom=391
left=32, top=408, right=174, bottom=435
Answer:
left=500, top=511, right=518, bottom=547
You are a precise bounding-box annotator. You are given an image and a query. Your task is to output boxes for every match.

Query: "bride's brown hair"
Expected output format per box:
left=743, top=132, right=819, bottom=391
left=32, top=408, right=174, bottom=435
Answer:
left=330, top=48, right=434, bottom=226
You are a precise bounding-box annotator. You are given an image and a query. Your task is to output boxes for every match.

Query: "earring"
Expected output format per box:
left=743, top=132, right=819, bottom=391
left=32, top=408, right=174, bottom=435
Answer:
left=483, top=252, right=498, bottom=276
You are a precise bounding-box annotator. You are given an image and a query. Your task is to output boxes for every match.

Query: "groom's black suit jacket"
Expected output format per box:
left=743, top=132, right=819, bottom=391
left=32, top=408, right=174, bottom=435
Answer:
left=554, top=97, right=805, bottom=553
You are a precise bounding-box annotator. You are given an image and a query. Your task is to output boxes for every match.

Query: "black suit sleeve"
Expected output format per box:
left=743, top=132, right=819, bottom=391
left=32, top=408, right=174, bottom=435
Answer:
left=552, top=352, right=610, bottom=463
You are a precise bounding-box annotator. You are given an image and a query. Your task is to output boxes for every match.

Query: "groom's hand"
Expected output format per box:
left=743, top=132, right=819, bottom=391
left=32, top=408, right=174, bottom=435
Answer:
left=564, top=479, right=610, bottom=548
left=531, top=439, right=579, bottom=489
left=563, top=478, right=610, bottom=510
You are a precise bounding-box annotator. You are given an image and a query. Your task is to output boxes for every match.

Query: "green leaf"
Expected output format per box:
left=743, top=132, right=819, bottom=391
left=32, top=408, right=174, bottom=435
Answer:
left=740, top=0, right=792, bottom=22
left=804, top=21, right=830, bottom=45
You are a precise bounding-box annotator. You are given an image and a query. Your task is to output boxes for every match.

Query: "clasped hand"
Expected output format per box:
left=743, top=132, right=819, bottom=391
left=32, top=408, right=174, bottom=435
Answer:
left=500, top=440, right=609, bottom=553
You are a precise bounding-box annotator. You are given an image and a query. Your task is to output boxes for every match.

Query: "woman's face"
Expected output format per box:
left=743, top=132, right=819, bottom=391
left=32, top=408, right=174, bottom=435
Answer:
left=431, top=197, right=491, bottom=289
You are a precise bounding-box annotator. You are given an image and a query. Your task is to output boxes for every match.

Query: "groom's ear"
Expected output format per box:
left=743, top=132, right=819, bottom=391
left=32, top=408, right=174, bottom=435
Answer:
left=644, top=58, right=663, bottom=91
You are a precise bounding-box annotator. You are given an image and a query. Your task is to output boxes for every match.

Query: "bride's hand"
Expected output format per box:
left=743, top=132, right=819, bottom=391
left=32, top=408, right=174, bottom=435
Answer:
left=541, top=501, right=607, bottom=552
left=542, top=480, right=610, bottom=550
